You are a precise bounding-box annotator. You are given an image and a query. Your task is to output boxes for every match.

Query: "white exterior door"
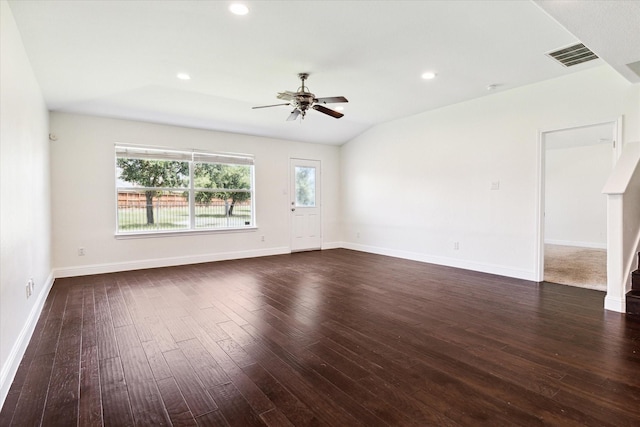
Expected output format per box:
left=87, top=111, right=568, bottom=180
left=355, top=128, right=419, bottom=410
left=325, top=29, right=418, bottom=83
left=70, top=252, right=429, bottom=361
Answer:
left=290, top=159, right=321, bottom=251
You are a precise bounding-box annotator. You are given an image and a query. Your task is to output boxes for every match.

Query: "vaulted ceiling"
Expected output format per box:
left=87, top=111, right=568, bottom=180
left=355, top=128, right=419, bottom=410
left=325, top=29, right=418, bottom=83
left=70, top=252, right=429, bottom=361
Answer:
left=7, top=1, right=639, bottom=145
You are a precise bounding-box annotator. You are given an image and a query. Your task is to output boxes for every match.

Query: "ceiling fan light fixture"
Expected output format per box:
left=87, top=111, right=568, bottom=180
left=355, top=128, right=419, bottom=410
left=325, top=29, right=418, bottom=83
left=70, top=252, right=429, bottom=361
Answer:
left=421, top=71, right=437, bottom=80
left=176, top=72, right=191, bottom=80
left=229, top=3, right=249, bottom=16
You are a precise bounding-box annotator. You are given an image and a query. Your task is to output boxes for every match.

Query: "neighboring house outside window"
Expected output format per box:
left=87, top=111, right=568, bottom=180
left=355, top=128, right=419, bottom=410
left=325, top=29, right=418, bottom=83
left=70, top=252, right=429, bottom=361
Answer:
left=115, top=145, right=255, bottom=235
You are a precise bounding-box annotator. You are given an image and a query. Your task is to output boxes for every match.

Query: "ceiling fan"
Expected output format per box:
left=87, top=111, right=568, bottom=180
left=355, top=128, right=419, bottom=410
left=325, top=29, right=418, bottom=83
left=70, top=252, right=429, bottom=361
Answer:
left=252, top=73, right=348, bottom=121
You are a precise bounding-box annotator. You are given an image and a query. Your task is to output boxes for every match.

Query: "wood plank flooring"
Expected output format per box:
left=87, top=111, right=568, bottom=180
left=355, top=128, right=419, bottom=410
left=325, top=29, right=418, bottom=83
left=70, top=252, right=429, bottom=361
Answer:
left=2, top=249, right=640, bottom=426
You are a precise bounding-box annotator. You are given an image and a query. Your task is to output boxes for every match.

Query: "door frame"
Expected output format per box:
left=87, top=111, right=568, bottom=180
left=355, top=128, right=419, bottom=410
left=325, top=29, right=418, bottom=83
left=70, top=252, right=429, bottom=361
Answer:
left=289, top=157, right=322, bottom=252
left=534, top=116, right=622, bottom=282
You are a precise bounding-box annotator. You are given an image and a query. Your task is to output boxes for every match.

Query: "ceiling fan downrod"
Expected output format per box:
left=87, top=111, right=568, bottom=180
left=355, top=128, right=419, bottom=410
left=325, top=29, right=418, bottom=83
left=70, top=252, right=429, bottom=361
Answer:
left=298, top=73, right=310, bottom=93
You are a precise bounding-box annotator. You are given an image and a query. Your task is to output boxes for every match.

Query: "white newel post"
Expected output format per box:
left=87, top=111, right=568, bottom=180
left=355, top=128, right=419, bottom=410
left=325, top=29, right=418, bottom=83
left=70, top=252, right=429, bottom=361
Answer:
left=602, top=141, right=640, bottom=313
left=604, top=194, right=625, bottom=312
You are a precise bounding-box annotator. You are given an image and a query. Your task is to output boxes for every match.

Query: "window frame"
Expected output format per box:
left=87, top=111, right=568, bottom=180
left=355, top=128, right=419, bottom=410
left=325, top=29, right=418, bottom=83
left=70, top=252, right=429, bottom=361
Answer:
left=115, top=144, right=256, bottom=237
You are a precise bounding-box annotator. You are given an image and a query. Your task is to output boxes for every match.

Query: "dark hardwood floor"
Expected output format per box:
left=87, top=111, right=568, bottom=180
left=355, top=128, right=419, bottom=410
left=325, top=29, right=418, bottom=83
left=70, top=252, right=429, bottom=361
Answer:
left=2, top=249, right=640, bottom=426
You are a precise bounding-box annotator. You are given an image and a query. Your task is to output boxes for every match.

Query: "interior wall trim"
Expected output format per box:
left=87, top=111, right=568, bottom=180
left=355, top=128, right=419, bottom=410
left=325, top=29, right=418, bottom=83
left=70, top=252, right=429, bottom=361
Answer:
left=0, top=272, right=55, bottom=409
left=53, top=247, right=291, bottom=278
left=341, top=242, right=536, bottom=281
left=544, top=239, right=607, bottom=250
left=605, top=295, right=626, bottom=312
left=321, top=241, right=342, bottom=250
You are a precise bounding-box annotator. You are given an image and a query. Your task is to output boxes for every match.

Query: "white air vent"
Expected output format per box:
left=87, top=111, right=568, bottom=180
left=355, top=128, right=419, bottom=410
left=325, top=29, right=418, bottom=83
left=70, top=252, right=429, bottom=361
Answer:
left=546, top=43, right=598, bottom=67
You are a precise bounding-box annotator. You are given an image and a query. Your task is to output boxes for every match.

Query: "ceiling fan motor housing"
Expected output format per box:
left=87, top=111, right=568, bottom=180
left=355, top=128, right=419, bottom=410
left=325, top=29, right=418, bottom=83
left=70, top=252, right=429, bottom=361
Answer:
left=253, top=73, right=347, bottom=120
left=295, top=93, right=315, bottom=115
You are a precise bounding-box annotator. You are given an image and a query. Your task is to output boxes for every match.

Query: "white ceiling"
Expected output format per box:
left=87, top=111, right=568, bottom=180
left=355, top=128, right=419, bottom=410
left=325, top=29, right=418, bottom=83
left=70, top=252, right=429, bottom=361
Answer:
left=7, top=1, right=639, bottom=146
left=534, top=0, right=640, bottom=84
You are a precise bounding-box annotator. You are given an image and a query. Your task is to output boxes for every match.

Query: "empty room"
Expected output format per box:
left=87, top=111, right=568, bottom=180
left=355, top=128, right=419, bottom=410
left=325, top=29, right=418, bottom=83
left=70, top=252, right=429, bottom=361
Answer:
left=2, top=1, right=640, bottom=426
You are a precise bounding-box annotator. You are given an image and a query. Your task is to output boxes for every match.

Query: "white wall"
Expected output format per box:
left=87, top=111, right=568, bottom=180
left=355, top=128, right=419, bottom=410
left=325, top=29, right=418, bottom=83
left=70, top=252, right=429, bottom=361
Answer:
left=340, top=65, right=640, bottom=280
left=0, top=0, right=52, bottom=406
left=49, top=113, right=341, bottom=276
left=545, top=143, right=612, bottom=248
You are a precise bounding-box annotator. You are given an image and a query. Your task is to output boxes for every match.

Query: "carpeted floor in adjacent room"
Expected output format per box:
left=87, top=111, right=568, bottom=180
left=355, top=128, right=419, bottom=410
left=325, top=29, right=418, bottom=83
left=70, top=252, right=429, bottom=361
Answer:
left=544, top=244, right=607, bottom=292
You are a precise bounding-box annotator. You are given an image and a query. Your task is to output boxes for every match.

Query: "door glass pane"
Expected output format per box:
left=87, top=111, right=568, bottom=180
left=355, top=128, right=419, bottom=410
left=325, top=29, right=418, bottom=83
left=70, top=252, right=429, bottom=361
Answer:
left=295, top=166, right=316, bottom=207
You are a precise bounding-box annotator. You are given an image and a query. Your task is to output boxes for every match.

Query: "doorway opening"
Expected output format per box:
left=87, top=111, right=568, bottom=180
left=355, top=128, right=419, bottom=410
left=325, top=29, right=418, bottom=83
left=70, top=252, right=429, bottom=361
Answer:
left=537, top=119, right=621, bottom=291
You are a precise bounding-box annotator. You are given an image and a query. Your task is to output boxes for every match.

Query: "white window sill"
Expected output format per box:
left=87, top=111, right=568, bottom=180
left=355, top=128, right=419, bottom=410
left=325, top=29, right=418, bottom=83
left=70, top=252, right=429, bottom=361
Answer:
left=115, top=226, right=258, bottom=239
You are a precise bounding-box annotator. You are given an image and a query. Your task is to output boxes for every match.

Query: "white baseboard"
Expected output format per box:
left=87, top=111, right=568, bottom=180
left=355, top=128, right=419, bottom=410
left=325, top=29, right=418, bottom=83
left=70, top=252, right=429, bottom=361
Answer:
left=341, top=242, right=536, bottom=281
left=54, top=246, right=291, bottom=278
left=544, top=239, right=607, bottom=249
left=604, top=294, right=626, bottom=313
left=0, top=271, right=55, bottom=410
left=321, top=241, right=342, bottom=250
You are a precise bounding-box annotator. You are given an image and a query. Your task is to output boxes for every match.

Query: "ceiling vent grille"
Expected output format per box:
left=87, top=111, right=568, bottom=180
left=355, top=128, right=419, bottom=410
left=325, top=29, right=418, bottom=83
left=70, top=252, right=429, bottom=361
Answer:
left=546, top=43, right=598, bottom=67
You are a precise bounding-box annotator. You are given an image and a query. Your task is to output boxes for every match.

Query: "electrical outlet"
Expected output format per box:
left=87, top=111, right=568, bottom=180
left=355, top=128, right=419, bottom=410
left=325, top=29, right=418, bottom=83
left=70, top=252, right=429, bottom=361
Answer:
left=29, top=278, right=35, bottom=295
left=25, top=281, right=31, bottom=298
left=78, top=247, right=85, bottom=256
left=356, top=231, right=360, bottom=238
left=453, top=241, right=460, bottom=250
left=260, top=235, right=265, bottom=242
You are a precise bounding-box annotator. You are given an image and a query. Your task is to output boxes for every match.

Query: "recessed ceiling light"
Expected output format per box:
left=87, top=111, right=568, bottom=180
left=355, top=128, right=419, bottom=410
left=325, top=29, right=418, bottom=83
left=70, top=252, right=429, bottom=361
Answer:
left=176, top=72, right=191, bottom=80
left=229, top=3, right=249, bottom=15
left=421, top=71, right=437, bottom=80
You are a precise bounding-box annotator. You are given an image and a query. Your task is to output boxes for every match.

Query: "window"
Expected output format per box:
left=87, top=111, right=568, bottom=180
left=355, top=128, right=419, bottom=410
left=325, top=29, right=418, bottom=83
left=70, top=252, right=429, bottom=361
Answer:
left=294, top=166, right=316, bottom=207
left=115, top=145, right=254, bottom=234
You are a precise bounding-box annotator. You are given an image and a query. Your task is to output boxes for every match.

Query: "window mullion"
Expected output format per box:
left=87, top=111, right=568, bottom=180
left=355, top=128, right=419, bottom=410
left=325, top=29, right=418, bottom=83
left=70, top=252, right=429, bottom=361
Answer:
left=189, top=161, right=195, bottom=229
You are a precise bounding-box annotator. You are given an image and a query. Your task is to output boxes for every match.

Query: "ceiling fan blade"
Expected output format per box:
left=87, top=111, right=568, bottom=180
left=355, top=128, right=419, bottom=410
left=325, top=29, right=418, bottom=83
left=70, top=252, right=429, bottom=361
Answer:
left=286, top=109, right=301, bottom=121
left=252, top=103, right=290, bottom=109
left=315, top=96, right=348, bottom=104
left=312, top=104, right=344, bottom=119
left=277, top=91, right=296, bottom=101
